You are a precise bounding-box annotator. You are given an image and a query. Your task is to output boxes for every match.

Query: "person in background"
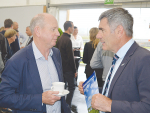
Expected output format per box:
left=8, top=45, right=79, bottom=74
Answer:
left=0, top=13, right=71, bottom=113
left=0, top=33, right=7, bottom=64
left=82, top=27, right=103, bottom=87
left=20, top=26, right=33, bottom=49
left=0, top=19, right=20, bottom=57
left=90, top=42, right=114, bottom=86
left=13, top=22, right=27, bottom=46
left=0, top=27, right=5, bottom=32
left=4, top=28, right=17, bottom=61
left=79, top=8, right=150, bottom=113
left=56, top=21, right=78, bottom=113
left=25, top=26, right=33, bottom=46
left=70, top=26, right=84, bottom=86
left=0, top=33, right=7, bottom=81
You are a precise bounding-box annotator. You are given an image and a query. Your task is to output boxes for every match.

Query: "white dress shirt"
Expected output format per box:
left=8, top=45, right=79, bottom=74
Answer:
left=18, top=32, right=27, bottom=45
left=32, top=41, right=61, bottom=113
left=26, top=36, right=33, bottom=46
left=70, top=34, right=84, bottom=49
left=101, top=39, right=134, bottom=113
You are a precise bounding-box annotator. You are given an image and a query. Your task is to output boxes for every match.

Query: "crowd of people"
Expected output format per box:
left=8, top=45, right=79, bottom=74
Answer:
left=0, top=7, right=150, bottom=113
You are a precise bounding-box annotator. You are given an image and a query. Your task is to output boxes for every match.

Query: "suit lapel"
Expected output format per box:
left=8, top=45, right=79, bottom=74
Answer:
left=51, top=48, right=63, bottom=82
left=108, top=42, right=139, bottom=98
left=26, top=44, right=43, bottom=93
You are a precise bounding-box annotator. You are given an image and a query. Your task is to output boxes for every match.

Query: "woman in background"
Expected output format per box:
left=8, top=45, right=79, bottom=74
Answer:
left=82, top=27, right=103, bottom=87
left=0, top=27, right=4, bottom=32
left=4, top=28, right=17, bottom=61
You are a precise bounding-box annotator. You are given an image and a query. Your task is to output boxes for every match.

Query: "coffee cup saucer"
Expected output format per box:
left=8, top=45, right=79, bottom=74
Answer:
left=53, top=90, right=69, bottom=97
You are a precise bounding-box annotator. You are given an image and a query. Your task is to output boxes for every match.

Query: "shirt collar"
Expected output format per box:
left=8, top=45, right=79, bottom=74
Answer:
left=29, top=36, right=33, bottom=39
left=116, top=38, right=134, bottom=59
left=71, top=34, right=78, bottom=39
left=32, top=41, right=53, bottom=60
left=63, top=32, right=71, bottom=37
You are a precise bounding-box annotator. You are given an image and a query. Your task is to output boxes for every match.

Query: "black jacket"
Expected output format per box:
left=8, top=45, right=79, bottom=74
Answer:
left=0, top=33, right=7, bottom=63
left=83, top=41, right=103, bottom=78
left=56, top=33, right=76, bottom=73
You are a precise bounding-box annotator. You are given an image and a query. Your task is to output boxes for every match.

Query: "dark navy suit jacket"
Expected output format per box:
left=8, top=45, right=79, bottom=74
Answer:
left=106, top=42, right=150, bottom=113
left=0, top=43, right=71, bottom=113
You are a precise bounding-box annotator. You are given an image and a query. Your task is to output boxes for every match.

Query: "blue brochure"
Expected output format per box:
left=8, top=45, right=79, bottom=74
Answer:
left=82, top=72, right=99, bottom=113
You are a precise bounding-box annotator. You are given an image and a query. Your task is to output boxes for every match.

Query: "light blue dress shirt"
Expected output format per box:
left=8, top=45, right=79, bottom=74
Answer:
left=32, top=41, right=61, bottom=113
left=101, top=39, right=134, bottom=113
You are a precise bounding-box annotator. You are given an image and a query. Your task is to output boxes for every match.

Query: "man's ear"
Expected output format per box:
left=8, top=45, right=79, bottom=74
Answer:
left=11, top=25, right=13, bottom=28
left=116, top=25, right=124, bottom=38
left=34, top=26, right=41, bottom=37
left=68, top=27, right=71, bottom=32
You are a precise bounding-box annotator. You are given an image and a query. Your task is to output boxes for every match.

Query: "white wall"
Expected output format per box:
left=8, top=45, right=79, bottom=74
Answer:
left=0, top=0, right=46, bottom=7
left=58, top=10, right=67, bottom=32
left=50, top=0, right=103, bottom=5
left=0, top=6, right=43, bottom=46
left=49, top=0, right=149, bottom=6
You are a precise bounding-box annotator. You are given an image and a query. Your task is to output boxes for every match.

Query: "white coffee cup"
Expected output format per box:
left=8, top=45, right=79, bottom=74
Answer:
left=51, top=82, right=65, bottom=94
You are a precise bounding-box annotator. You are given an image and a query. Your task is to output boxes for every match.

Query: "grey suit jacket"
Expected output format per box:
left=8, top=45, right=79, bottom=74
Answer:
left=108, top=42, right=150, bottom=113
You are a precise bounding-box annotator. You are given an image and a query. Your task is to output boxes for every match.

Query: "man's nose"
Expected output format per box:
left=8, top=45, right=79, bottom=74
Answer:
left=56, top=30, right=60, bottom=37
left=96, top=31, right=102, bottom=39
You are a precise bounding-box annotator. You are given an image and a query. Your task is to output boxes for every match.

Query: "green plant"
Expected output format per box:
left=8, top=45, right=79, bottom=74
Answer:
left=55, top=28, right=63, bottom=47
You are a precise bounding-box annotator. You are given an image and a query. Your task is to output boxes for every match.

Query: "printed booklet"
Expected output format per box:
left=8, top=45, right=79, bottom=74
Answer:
left=82, top=72, right=99, bottom=113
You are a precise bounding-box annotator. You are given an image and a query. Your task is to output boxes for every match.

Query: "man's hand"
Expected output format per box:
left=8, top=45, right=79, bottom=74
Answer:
left=74, top=72, right=78, bottom=78
left=91, top=93, right=112, bottom=112
left=73, top=49, right=76, bottom=51
left=42, top=90, right=61, bottom=105
left=20, top=46, right=25, bottom=49
left=78, top=81, right=84, bottom=95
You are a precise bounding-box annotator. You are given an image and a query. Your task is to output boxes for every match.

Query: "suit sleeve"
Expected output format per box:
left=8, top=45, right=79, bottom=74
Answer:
left=66, top=39, right=76, bottom=73
left=0, top=59, right=42, bottom=112
left=111, top=54, right=150, bottom=113
left=82, top=43, right=88, bottom=64
left=90, top=42, right=103, bottom=69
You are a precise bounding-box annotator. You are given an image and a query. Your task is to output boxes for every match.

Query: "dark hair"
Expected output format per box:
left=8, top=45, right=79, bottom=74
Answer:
left=4, top=19, right=13, bottom=28
left=74, top=26, right=77, bottom=29
left=64, top=21, right=73, bottom=31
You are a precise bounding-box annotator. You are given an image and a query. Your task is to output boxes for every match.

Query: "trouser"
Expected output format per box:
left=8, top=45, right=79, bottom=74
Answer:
left=86, top=68, right=104, bottom=87
left=63, top=71, right=75, bottom=107
left=97, top=77, right=104, bottom=87
left=74, top=51, right=80, bottom=82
